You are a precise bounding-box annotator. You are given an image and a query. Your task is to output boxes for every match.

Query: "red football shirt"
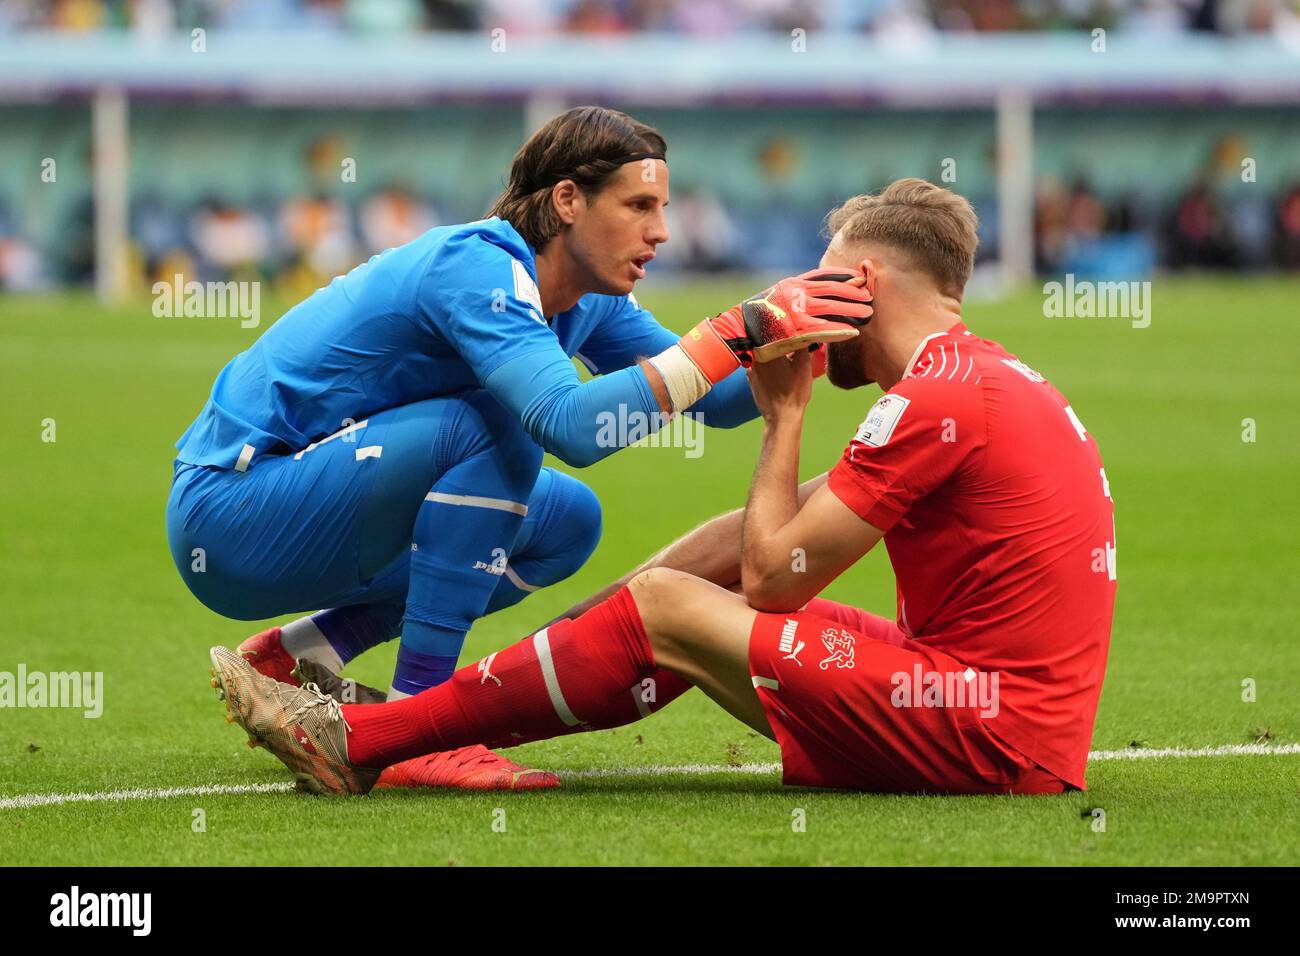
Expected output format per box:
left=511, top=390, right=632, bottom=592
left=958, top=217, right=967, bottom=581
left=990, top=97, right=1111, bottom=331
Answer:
left=826, top=321, right=1116, bottom=788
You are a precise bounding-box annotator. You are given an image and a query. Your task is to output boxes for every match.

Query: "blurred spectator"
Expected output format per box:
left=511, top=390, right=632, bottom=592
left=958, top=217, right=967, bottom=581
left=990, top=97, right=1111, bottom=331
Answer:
left=480, top=0, right=562, bottom=35
left=565, top=0, right=629, bottom=34
left=420, top=0, right=480, bottom=31
left=278, top=193, right=356, bottom=277
left=49, top=0, right=110, bottom=32
left=1166, top=180, right=1240, bottom=268
left=359, top=187, right=439, bottom=251
left=660, top=187, right=740, bottom=271
left=209, top=0, right=338, bottom=33
left=133, top=194, right=189, bottom=279
left=672, top=0, right=743, bottom=36
left=1274, top=183, right=1300, bottom=268
left=62, top=198, right=97, bottom=284
left=1035, top=175, right=1070, bottom=272
left=873, top=0, right=938, bottom=45
left=304, top=134, right=351, bottom=192
left=0, top=235, right=46, bottom=290
left=190, top=200, right=273, bottom=275
left=1064, top=178, right=1106, bottom=244
left=1120, top=0, right=1190, bottom=35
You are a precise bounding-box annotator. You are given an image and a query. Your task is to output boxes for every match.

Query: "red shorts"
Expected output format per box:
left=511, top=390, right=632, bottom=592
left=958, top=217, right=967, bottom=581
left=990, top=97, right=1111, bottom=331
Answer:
left=748, top=598, right=1069, bottom=795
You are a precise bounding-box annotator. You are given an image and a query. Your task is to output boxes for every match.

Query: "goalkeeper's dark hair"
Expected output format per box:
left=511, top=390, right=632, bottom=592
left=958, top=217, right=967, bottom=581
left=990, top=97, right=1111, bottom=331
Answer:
left=824, top=179, right=979, bottom=299
left=489, top=106, right=667, bottom=250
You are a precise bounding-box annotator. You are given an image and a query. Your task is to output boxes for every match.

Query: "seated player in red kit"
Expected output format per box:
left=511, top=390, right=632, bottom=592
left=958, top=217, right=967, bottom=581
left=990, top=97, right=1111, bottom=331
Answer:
left=208, top=179, right=1117, bottom=796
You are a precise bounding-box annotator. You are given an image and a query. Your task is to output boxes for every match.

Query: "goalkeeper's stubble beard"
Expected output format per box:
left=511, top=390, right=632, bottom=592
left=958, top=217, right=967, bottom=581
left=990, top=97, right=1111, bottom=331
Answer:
left=564, top=221, right=638, bottom=298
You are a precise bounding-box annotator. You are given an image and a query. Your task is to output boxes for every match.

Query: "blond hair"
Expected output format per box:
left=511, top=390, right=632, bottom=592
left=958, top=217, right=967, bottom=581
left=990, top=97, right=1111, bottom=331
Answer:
left=824, top=179, right=979, bottom=298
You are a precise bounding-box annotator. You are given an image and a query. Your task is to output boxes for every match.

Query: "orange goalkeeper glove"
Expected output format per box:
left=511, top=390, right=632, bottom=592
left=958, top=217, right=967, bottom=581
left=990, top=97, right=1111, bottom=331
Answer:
left=645, top=268, right=871, bottom=413
left=680, top=269, right=873, bottom=380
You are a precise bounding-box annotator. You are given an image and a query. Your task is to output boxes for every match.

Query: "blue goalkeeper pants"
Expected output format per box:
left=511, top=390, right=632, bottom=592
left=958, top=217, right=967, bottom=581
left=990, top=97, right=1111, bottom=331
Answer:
left=166, top=390, right=602, bottom=691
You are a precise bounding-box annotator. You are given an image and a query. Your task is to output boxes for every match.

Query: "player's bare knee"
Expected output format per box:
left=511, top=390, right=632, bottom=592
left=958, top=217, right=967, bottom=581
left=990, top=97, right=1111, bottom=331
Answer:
left=629, top=567, right=692, bottom=619
left=628, top=567, right=663, bottom=626
left=631, top=569, right=724, bottom=671
left=629, top=568, right=687, bottom=649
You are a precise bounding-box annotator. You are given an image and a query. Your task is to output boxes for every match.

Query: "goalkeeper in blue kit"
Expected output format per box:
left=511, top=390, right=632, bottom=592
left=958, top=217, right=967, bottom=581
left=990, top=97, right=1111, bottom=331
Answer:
left=168, top=105, right=872, bottom=790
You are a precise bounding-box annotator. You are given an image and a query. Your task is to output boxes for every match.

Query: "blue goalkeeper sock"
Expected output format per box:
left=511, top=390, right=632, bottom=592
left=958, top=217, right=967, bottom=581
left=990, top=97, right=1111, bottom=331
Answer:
left=280, top=603, right=404, bottom=670
left=314, top=604, right=404, bottom=665
left=394, top=492, right=529, bottom=695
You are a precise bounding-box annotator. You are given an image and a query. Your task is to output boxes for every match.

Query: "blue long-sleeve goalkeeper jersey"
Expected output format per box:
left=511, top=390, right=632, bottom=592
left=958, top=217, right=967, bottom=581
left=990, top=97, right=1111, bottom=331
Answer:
left=174, top=217, right=757, bottom=471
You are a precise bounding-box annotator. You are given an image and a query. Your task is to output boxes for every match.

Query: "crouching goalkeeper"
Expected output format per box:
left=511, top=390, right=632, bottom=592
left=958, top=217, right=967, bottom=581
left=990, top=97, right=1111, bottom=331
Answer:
left=208, top=179, right=1116, bottom=796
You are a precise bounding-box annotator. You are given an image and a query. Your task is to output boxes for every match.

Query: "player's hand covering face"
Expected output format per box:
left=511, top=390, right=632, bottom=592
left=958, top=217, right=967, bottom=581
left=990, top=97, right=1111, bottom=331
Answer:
left=747, top=348, right=815, bottom=422
left=722, top=268, right=873, bottom=366
left=814, top=257, right=877, bottom=390
left=673, top=267, right=873, bottom=392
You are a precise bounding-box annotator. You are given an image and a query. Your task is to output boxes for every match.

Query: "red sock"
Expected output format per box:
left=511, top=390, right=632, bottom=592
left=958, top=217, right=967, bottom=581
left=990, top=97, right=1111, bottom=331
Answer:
left=343, top=586, right=682, bottom=767
left=582, top=666, right=692, bottom=731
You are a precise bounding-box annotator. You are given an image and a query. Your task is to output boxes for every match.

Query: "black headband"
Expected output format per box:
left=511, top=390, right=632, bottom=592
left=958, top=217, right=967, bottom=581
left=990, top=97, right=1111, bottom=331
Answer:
left=617, top=150, right=666, bottom=165
left=532, top=150, right=666, bottom=190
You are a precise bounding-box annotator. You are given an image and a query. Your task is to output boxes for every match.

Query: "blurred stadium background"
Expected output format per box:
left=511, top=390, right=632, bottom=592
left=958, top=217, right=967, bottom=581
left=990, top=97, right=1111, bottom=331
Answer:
left=1, top=0, right=1298, bottom=301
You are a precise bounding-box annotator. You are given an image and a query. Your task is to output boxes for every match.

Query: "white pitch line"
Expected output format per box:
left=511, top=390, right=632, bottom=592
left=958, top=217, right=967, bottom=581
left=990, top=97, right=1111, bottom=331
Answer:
left=564, top=762, right=782, bottom=779
left=1, top=744, right=1296, bottom=809
left=1086, top=742, right=1300, bottom=761
left=566, top=744, right=1300, bottom=779
left=0, top=781, right=294, bottom=810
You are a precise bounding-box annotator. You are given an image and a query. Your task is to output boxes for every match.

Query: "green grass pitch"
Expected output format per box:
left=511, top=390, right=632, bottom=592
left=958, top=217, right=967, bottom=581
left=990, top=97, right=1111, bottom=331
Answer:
left=1, top=276, right=1297, bottom=865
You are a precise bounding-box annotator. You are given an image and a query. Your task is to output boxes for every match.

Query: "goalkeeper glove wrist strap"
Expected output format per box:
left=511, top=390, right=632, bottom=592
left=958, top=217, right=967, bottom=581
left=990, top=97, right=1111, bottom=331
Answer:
left=679, top=317, right=743, bottom=380
left=649, top=320, right=739, bottom=413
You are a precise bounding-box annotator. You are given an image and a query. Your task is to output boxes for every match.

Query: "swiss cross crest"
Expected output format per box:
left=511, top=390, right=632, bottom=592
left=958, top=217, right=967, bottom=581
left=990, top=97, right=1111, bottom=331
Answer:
left=818, top=627, right=856, bottom=670
left=293, top=724, right=317, bottom=755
